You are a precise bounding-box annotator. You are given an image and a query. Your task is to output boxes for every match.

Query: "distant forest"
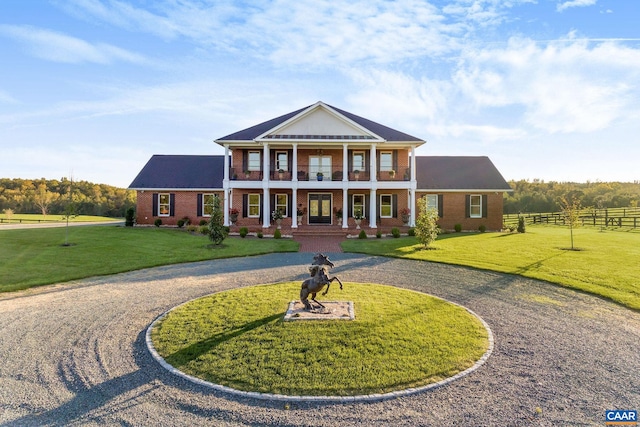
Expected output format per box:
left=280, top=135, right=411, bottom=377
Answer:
left=504, top=180, right=640, bottom=214
left=0, top=178, right=136, bottom=217
left=1, top=177, right=639, bottom=218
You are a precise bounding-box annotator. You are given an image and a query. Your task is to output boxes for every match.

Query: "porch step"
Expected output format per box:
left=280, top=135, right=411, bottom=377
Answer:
left=292, top=226, right=349, bottom=238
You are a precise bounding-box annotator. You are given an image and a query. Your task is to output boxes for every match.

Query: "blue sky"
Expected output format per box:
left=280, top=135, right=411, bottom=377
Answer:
left=1, top=0, right=639, bottom=188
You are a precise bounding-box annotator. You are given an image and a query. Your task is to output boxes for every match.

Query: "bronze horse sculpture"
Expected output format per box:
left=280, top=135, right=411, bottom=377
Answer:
left=300, top=253, right=343, bottom=310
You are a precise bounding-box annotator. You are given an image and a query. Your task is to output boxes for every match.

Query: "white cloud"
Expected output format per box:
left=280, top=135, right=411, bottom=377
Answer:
left=0, top=24, right=146, bottom=64
left=453, top=37, right=640, bottom=133
left=557, top=0, right=597, bottom=13
left=56, top=0, right=468, bottom=67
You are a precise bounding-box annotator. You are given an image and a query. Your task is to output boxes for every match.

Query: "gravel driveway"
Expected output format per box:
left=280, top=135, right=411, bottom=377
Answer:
left=1, top=253, right=638, bottom=426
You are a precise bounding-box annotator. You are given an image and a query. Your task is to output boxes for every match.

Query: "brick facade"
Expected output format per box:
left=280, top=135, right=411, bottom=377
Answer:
left=417, top=192, right=504, bottom=231
left=130, top=103, right=511, bottom=231
left=135, top=190, right=223, bottom=226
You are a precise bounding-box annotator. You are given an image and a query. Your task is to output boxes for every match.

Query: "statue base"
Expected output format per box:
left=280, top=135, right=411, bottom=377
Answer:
left=284, top=301, right=355, bottom=321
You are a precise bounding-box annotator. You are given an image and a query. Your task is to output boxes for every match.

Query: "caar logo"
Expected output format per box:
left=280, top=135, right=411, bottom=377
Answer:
left=606, top=410, right=637, bottom=426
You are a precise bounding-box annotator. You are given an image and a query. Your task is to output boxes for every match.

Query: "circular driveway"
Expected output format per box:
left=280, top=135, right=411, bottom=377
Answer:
left=1, top=253, right=638, bottom=426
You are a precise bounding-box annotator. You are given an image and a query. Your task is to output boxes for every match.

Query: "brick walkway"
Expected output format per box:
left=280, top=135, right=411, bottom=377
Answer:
left=293, top=235, right=345, bottom=252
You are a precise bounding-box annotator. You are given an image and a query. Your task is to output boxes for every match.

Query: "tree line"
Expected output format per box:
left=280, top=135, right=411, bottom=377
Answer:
left=504, top=180, right=640, bottom=214
left=0, top=178, right=136, bottom=218
left=3, top=177, right=638, bottom=218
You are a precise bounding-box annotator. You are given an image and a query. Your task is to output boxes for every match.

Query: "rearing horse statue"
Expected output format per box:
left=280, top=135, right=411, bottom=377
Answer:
left=300, top=253, right=343, bottom=311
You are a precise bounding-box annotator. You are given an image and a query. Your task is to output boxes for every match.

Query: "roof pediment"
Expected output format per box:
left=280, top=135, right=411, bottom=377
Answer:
left=216, top=101, right=425, bottom=144
left=257, top=102, right=381, bottom=141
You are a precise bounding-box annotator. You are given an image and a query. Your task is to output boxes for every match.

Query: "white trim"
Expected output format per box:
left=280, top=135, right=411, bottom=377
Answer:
left=275, top=193, right=288, bottom=217
left=425, top=194, right=438, bottom=211
left=352, top=194, right=366, bottom=219
left=247, top=193, right=261, bottom=218
left=254, top=101, right=386, bottom=142
left=275, top=151, right=288, bottom=172
left=248, top=150, right=261, bottom=171
left=379, top=194, right=393, bottom=218
left=379, top=151, right=393, bottom=171
left=352, top=150, right=365, bottom=173
left=417, top=189, right=511, bottom=193
left=158, top=193, right=170, bottom=217
left=131, top=188, right=223, bottom=191
left=201, top=193, right=218, bottom=217
left=469, top=194, right=482, bottom=218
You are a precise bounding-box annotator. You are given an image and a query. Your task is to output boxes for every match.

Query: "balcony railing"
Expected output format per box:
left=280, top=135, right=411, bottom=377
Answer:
left=229, top=167, right=410, bottom=182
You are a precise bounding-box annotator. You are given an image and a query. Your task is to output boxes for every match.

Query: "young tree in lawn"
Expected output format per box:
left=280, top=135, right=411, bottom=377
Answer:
left=207, top=196, right=227, bottom=245
left=414, top=196, right=440, bottom=249
left=559, top=194, right=581, bottom=250
left=62, top=176, right=78, bottom=246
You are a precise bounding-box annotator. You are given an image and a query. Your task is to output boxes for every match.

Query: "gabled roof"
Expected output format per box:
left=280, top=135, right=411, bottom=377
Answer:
left=216, top=101, right=423, bottom=143
left=128, top=155, right=223, bottom=189
left=416, top=156, right=512, bottom=191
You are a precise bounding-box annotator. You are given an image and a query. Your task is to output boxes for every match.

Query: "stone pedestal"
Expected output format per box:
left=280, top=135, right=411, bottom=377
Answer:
left=284, top=301, right=355, bottom=321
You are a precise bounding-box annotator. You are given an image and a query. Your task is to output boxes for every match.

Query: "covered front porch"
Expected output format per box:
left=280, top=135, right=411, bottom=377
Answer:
left=226, top=188, right=413, bottom=230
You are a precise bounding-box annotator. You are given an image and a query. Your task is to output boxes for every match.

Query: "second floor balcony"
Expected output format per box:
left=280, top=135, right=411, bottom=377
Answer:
left=229, top=166, right=410, bottom=182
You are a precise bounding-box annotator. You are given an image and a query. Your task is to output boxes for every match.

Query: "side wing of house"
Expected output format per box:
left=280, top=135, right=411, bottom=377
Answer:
left=416, top=156, right=513, bottom=231
left=128, top=155, right=224, bottom=226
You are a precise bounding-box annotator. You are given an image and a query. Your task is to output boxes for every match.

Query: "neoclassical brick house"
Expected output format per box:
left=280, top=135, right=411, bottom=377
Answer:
left=129, top=101, right=512, bottom=232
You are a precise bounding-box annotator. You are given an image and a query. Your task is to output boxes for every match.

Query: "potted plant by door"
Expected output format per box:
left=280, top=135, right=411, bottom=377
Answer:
left=389, top=169, right=396, bottom=179
left=229, top=208, right=239, bottom=224
left=271, top=209, right=284, bottom=229
left=334, top=207, right=343, bottom=226
left=316, top=172, right=324, bottom=181
left=400, top=207, right=410, bottom=225
left=353, top=169, right=360, bottom=181
left=297, top=204, right=306, bottom=225
left=278, top=169, right=284, bottom=180
left=353, top=209, right=363, bottom=229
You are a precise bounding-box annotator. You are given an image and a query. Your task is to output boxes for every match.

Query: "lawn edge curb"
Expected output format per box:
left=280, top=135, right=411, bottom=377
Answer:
left=145, top=289, right=494, bottom=403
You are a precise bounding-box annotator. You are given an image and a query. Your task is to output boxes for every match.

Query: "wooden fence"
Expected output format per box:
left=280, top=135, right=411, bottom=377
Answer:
left=503, top=207, right=640, bottom=229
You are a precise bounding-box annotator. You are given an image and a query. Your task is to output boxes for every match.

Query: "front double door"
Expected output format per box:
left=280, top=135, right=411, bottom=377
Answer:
left=308, top=194, right=332, bottom=224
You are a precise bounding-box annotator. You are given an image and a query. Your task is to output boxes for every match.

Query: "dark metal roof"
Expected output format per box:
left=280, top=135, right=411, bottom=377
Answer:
left=327, top=104, right=423, bottom=142
left=216, top=106, right=309, bottom=141
left=416, top=156, right=512, bottom=191
left=216, top=102, right=423, bottom=142
left=128, top=155, right=224, bottom=189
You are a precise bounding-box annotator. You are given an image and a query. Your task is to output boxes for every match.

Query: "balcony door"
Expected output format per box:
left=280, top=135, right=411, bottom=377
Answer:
left=309, top=155, right=332, bottom=180
left=309, top=194, right=332, bottom=224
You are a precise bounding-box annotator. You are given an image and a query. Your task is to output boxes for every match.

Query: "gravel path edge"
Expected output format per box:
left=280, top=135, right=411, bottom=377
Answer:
left=144, top=287, right=495, bottom=403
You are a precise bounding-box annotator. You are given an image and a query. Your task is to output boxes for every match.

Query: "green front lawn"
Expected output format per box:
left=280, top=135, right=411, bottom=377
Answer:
left=151, top=282, right=489, bottom=396
left=0, top=226, right=298, bottom=292
left=342, top=226, right=640, bottom=310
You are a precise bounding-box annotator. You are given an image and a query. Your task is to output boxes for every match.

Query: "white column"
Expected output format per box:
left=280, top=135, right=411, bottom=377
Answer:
left=292, top=143, right=298, bottom=182
left=292, top=188, right=298, bottom=228
left=411, top=145, right=416, bottom=181
left=370, top=143, right=377, bottom=182
left=263, top=187, right=270, bottom=228
left=369, top=189, right=377, bottom=228
left=342, top=188, right=348, bottom=229
left=223, top=190, right=230, bottom=226
left=342, top=143, right=348, bottom=182
left=263, top=143, right=270, bottom=181
left=223, top=145, right=230, bottom=226
left=409, top=189, right=416, bottom=227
